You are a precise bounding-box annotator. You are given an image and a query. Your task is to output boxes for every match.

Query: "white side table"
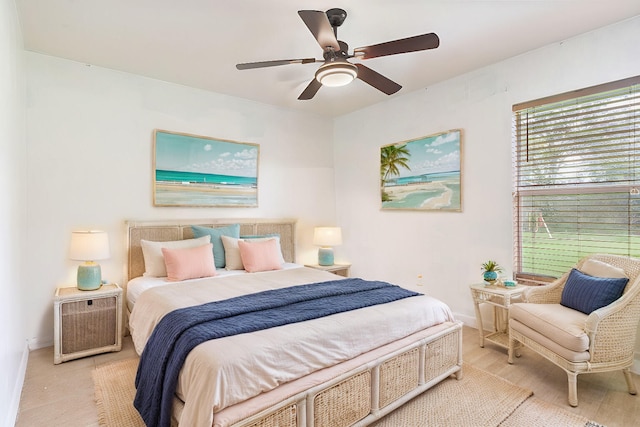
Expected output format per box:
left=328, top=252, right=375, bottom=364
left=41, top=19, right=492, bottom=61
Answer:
left=304, top=263, right=351, bottom=277
left=469, top=283, right=525, bottom=350
left=54, top=283, right=123, bottom=364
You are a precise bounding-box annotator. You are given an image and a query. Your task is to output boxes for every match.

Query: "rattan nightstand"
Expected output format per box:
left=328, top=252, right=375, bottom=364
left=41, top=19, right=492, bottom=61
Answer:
left=304, top=263, right=351, bottom=277
left=469, top=283, right=525, bottom=351
left=53, top=283, right=123, bottom=364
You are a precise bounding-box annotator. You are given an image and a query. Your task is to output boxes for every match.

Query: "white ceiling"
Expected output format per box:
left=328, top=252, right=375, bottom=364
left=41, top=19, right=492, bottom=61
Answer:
left=16, top=1, right=640, bottom=117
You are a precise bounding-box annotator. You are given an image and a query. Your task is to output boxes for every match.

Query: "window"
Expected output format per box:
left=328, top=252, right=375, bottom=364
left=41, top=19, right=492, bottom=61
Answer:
left=512, top=76, right=640, bottom=280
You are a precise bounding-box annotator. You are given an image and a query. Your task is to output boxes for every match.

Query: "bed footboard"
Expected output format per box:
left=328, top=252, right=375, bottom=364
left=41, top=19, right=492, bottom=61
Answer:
left=218, top=321, right=462, bottom=427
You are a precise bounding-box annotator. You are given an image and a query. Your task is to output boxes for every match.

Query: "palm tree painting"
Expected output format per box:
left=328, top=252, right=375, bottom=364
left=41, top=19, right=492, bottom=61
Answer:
left=380, top=129, right=462, bottom=211
left=381, top=144, right=412, bottom=201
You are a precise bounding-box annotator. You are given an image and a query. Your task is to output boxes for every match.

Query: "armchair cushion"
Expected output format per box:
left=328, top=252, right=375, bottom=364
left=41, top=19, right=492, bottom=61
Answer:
left=580, top=258, right=627, bottom=279
left=510, top=319, right=590, bottom=362
left=560, top=268, right=628, bottom=314
left=510, top=303, right=589, bottom=352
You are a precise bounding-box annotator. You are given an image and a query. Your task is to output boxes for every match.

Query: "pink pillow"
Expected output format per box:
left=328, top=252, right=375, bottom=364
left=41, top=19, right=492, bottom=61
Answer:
left=238, top=239, right=283, bottom=273
left=161, top=243, right=216, bottom=281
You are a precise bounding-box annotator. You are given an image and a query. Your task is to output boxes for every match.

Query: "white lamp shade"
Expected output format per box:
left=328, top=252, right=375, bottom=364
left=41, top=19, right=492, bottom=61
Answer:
left=69, top=231, right=110, bottom=261
left=313, top=227, right=343, bottom=247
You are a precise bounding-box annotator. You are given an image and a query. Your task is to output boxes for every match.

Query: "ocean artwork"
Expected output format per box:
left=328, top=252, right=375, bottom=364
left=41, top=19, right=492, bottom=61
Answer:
left=153, top=130, right=259, bottom=207
left=381, top=130, right=462, bottom=211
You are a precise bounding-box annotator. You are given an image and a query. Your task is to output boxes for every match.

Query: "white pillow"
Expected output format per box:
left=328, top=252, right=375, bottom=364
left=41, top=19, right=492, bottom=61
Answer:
left=221, top=235, right=285, bottom=270
left=140, top=235, right=211, bottom=277
left=580, top=258, right=627, bottom=279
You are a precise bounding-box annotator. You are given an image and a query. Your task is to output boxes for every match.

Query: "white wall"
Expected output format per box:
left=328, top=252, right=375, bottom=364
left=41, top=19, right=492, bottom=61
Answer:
left=0, top=0, right=27, bottom=426
left=24, top=53, right=336, bottom=347
left=333, top=16, right=640, bottom=326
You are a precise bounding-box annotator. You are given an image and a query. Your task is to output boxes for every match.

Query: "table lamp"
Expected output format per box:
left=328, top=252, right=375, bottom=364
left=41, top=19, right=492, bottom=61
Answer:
left=69, top=230, right=110, bottom=290
left=313, top=227, right=342, bottom=266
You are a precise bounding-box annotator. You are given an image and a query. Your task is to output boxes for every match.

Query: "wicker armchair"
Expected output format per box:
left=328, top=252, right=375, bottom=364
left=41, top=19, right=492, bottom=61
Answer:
left=508, top=254, right=640, bottom=406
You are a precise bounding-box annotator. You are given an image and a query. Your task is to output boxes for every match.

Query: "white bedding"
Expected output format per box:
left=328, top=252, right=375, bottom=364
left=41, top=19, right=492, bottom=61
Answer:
left=129, top=267, right=454, bottom=427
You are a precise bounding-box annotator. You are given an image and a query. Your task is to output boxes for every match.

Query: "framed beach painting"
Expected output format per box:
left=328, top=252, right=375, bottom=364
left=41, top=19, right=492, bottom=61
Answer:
left=153, top=130, right=259, bottom=207
left=380, top=129, right=462, bottom=211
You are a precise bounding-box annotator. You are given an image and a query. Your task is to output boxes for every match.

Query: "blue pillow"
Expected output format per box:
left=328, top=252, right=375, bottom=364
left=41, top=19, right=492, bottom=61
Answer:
left=560, top=268, right=628, bottom=314
left=191, top=224, right=240, bottom=268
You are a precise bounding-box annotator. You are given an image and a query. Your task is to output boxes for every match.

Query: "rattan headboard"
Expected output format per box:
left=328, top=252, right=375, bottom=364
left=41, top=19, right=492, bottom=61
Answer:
left=125, top=218, right=297, bottom=282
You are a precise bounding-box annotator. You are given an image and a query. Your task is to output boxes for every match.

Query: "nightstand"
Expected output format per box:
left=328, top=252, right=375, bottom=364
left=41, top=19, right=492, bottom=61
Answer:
left=304, top=263, right=351, bottom=277
left=53, top=283, right=123, bottom=364
left=469, top=283, right=525, bottom=351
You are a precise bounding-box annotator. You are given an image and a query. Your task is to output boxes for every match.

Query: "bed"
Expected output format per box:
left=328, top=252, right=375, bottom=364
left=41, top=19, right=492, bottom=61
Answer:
left=125, top=218, right=463, bottom=427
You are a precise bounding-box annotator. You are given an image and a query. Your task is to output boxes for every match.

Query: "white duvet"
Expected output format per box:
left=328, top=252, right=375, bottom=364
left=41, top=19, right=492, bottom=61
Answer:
left=129, top=266, right=454, bottom=427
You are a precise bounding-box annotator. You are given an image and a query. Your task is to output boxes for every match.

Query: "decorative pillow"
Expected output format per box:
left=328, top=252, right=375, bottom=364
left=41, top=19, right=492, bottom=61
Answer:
left=237, top=239, right=283, bottom=273
left=191, top=224, right=240, bottom=269
left=580, top=259, right=627, bottom=279
left=221, top=235, right=285, bottom=270
left=220, top=236, right=244, bottom=270
left=161, top=244, right=216, bottom=282
left=243, top=235, right=285, bottom=263
left=560, top=268, right=629, bottom=314
left=140, top=235, right=211, bottom=277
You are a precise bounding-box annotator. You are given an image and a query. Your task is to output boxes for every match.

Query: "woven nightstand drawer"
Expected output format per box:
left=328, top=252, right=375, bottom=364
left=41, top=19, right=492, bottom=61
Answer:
left=60, top=296, right=117, bottom=353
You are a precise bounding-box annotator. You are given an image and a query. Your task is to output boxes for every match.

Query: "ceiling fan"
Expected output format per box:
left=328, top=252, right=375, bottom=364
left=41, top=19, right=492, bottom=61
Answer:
left=235, top=8, right=440, bottom=100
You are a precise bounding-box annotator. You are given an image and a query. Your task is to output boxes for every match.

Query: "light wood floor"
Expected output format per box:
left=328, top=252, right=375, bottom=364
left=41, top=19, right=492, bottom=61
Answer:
left=15, top=325, right=640, bottom=426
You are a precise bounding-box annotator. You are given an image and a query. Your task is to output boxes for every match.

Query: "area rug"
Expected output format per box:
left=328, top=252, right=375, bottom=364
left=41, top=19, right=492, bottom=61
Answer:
left=498, top=396, right=605, bottom=427
left=370, top=364, right=600, bottom=427
left=92, top=358, right=144, bottom=427
left=370, top=364, right=533, bottom=427
left=93, top=359, right=601, bottom=427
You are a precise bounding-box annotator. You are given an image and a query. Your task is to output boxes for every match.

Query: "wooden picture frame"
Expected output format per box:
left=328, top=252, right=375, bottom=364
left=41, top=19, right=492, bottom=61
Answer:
left=381, top=129, right=462, bottom=211
left=153, top=129, right=259, bottom=207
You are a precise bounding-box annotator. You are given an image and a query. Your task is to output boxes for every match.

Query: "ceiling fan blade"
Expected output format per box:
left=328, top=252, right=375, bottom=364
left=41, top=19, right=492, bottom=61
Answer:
left=298, top=10, right=340, bottom=52
left=236, top=58, right=318, bottom=70
left=355, top=64, right=401, bottom=95
left=354, top=33, right=440, bottom=59
left=298, top=79, right=322, bottom=100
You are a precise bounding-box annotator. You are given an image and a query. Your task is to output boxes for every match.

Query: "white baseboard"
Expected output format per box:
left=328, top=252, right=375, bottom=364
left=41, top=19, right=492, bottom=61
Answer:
left=453, top=312, right=477, bottom=329
left=5, top=340, right=29, bottom=427
left=28, top=336, right=53, bottom=350
left=633, top=352, right=640, bottom=375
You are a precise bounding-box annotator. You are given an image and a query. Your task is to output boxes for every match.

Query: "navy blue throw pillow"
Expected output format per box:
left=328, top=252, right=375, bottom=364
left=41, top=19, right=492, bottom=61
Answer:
left=560, top=268, right=628, bottom=314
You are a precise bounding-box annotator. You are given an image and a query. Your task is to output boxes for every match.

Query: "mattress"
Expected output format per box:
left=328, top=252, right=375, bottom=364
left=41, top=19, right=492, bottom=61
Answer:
left=129, top=266, right=454, bottom=427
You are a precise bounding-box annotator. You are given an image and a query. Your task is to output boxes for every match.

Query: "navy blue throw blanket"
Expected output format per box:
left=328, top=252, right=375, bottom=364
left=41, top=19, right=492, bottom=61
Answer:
left=134, top=278, right=420, bottom=427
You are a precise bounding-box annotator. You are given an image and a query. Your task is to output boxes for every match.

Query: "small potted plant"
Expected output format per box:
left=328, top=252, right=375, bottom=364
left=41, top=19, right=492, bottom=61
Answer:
left=481, top=260, right=503, bottom=284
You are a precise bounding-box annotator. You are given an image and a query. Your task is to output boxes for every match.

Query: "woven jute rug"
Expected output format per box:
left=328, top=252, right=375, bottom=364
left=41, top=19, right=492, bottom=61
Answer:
left=370, top=364, right=600, bottom=427
left=93, top=358, right=144, bottom=427
left=498, top=396, right=605, bottom=427
left=93, top=359, right=602, bottom=427
left=371, top=364, right=532, bottom=427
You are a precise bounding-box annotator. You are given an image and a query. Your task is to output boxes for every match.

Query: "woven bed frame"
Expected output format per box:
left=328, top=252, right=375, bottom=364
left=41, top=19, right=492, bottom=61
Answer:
left=125, top=218, right=463, bottom=427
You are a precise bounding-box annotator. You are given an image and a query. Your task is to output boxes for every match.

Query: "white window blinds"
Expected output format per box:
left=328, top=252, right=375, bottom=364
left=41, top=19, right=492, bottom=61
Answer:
left=512, top=76, right=640, bottom=278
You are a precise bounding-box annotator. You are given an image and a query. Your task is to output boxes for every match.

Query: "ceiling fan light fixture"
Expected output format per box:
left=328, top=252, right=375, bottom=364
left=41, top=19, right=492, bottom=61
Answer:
left=315, top=61, right=358, bottom=87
